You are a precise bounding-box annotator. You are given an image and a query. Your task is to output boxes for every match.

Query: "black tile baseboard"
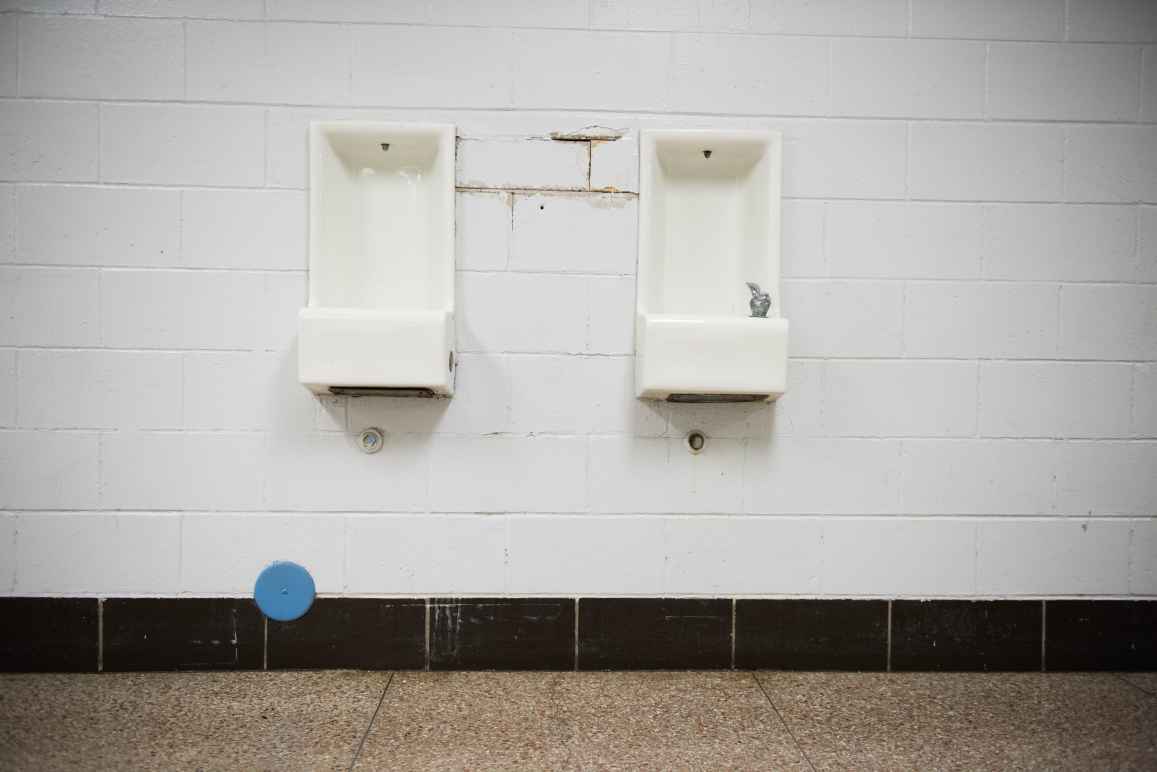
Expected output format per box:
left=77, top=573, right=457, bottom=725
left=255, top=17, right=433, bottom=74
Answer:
left=578, top=598, right=731, bottom=670
left=0, top=598, right=98, bottom=673
left=268, top=598, right=425, bottom=670
left=891, top=600, right=1043, bottom=672
left=1045, top=600, right=1157, bottom=671
left=430, top=598, right=575, bottom=670
left=736, top=599, right=888, bottom=671
left=2, top=597, right=1155, bottom=673
left=103, top=598, right=264, bottom=672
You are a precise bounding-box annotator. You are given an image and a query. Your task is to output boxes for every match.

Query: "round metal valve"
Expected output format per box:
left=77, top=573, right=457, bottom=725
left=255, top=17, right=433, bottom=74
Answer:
left=358, top=427, right=384, bottom=454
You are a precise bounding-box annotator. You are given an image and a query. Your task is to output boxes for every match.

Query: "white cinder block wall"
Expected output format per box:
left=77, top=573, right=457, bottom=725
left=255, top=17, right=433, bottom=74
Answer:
left=1, top=0, right=1155, bottom=599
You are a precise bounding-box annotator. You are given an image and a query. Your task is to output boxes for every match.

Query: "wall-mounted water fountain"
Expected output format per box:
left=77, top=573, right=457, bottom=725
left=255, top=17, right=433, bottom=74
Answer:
left=635, top=129, right=789, bottom=402
left=299, top=122, right=456, bottom=397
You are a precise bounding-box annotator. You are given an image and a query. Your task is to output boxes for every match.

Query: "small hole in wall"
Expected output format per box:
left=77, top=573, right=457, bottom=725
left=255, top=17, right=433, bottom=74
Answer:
left=686, top=431, right=706, bottom=454
left=702, top=149, right=712, bottom=159
left=539, top=204, right=544, bottom=210
left=380, top=143, right=390, bottom=152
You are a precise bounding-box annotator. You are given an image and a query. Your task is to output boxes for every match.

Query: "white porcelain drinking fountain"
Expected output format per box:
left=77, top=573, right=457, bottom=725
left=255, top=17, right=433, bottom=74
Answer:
left=635, top=129, right=789, bottom=402
left=299, top=121, right=456, bottom=397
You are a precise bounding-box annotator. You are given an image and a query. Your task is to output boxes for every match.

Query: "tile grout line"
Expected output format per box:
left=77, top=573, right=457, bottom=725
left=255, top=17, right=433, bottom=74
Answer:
left=753, top=673, right=818, bottom=772
left=11, top=349, right=19, bottom=428
left=1113, top=673, right=1157, bottom=699
left=95, top=103, right=102, bottom=183
left=97, top=597, right=104, bottom=673
left=886, top=600, right=893, bottom=672
left=9, top=10, right=1157, bottom=43
left=1040, top=600, right=1047, bottom=672
left=14, top=89, right=1157, bottom=117
left=349, top=672, right=393, bottom=772
left=4, top=265, right=1155, bottom=284
left=1136, top=44, right=1145, bottom=124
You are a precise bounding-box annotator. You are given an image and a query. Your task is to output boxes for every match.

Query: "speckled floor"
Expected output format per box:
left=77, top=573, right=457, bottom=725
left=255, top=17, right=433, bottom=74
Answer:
left=1, top=671, right=1155, bottom=771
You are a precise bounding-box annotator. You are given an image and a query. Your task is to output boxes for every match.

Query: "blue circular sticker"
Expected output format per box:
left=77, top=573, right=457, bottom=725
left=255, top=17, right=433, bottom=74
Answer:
left=254, top=561, right=315, bottom=622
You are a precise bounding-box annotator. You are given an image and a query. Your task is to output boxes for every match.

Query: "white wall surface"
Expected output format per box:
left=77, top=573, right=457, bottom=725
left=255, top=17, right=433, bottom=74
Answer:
left=1, top=0, right=1155, bottom=598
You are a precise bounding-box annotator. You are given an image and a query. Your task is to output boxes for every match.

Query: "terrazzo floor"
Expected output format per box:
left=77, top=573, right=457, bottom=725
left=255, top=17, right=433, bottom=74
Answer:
left=1, top=670, right=1155, bottom=770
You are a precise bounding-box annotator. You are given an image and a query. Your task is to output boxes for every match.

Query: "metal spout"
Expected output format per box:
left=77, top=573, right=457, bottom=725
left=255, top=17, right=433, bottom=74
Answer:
left=746, top=282, right=771, bottom=318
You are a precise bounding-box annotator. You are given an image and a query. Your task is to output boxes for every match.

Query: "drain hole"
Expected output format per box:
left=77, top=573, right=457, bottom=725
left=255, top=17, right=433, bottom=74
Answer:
left=687, top=431, right=706, bottom=454
left=358, top=427, right=384, bottom=454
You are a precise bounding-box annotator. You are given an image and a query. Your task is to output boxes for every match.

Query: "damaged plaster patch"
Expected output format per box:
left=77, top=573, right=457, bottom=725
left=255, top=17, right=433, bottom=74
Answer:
left=549, top=125, right=626, bottom=142
left=588, top=192, right=632, bottom=209
left=589, top=133, right=639, bottom=195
